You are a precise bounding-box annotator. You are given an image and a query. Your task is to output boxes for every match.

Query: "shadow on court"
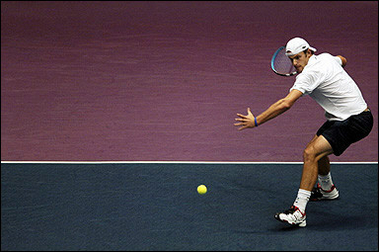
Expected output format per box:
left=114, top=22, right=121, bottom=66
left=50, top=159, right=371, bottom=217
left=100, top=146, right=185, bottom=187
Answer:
left=1, top=163, right=377, bottom=251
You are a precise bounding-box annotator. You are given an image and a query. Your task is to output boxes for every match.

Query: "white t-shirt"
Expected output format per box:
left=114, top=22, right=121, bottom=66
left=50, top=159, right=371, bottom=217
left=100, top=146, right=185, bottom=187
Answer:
left=290, top=53, right=367, bottom=121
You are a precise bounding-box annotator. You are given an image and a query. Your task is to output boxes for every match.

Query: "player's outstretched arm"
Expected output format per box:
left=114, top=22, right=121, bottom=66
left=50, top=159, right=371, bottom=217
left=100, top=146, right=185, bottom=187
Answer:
left=234, top=89, right=303, bottom=131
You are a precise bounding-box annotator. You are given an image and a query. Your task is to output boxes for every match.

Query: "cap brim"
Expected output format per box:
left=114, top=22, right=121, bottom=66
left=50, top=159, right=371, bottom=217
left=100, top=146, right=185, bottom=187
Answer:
left=309, top=46, right=317, bottom=52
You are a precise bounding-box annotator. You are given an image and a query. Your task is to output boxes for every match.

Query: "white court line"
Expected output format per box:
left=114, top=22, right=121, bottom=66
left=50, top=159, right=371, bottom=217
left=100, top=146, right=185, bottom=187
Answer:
left=1, top=161, right=378, bottom=164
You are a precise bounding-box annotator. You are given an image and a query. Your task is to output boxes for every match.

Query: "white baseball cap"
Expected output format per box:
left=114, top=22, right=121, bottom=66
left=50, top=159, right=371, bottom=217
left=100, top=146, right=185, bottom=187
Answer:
left=285, top=37, right=317, bottom=56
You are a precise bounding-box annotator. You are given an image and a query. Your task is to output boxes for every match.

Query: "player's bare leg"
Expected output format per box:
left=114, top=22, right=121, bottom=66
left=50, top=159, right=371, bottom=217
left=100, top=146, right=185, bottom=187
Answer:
left=304, top=136, right=331, bottom=176
left=310, top=146, right=339, bottom=201
left=275, top=135, right=334, bottom=227
left=300, top=135, right=333, bottom=191
left=317, top=155, right=330, bottom=176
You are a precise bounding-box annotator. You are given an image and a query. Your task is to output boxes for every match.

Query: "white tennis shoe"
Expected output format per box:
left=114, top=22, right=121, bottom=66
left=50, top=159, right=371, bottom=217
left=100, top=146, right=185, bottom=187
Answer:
left=274, top=205, right=307, bottom=227
left=310, top=183, right=339, bottom=201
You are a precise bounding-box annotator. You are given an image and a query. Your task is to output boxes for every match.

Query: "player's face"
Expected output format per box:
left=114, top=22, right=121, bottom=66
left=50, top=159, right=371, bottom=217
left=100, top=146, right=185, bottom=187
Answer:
left=289, top=50, right=312, bottom=73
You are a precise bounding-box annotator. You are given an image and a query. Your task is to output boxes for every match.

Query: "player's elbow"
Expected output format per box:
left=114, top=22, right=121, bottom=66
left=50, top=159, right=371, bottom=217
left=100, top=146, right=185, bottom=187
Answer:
left=282, top=101, right=293, bottom=110
left=337, top=55, right=347, bottom=67
left=279, top=99, right=293, bottom=111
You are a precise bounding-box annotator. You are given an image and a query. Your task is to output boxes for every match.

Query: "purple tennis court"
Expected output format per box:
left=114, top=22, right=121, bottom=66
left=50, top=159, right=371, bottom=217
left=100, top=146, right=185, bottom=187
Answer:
left=1, top=1, right=377, bottom=162
left=1, top=1, right=378, bottom=251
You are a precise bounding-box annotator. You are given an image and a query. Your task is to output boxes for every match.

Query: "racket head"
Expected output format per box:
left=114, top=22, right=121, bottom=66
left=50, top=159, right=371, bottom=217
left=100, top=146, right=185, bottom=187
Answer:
left=271, top=46, right=297, bottom=76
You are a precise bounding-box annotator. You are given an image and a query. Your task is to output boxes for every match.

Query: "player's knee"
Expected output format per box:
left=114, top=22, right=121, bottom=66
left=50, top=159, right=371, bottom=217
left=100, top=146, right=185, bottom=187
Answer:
left=303, top=147, right=317, bottom=163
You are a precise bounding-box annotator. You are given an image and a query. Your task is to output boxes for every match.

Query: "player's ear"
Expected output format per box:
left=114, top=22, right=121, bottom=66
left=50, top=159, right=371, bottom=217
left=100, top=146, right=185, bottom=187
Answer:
left=306, top=49, right=312, bottom=57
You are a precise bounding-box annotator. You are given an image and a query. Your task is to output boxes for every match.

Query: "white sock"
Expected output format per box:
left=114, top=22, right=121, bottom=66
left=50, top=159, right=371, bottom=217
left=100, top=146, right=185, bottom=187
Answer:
left=318, top=172, right=334, bottom=191
left=293, top=189, right=311, bottom=213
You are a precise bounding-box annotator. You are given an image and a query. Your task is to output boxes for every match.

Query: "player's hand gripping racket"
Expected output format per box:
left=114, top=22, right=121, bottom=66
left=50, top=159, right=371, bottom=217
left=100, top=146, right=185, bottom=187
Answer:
left=271, top=46, right=297, bottom=77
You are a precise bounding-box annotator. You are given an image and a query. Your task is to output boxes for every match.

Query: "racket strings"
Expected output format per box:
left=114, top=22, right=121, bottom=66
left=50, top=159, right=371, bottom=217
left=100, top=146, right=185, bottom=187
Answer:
left=273, top=50, right=296, bottom=74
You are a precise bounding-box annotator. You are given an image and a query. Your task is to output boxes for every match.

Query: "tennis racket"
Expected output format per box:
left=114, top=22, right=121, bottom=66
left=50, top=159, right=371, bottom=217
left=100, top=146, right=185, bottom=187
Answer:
left=271, top=46, right=297, bottom=77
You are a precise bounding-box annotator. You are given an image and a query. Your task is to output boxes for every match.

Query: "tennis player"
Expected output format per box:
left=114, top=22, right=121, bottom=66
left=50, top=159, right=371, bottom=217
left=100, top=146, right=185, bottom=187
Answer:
left=234, top=37, right=373, bottom=227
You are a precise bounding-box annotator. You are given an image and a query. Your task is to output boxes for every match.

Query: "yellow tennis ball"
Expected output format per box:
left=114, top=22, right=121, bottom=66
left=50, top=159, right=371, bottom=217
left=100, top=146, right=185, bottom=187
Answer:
left=197, top=185, right=207, bottom=195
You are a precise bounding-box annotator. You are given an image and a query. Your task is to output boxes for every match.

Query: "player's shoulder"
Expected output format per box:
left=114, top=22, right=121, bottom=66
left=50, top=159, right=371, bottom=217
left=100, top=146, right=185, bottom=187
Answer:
left=311, top=53, right=341, bottom=67
left=315, top=52, right=334, bottom=60
left=316, top=52, right=343, bottom=66
left=300, top=54, right=330, bottom=77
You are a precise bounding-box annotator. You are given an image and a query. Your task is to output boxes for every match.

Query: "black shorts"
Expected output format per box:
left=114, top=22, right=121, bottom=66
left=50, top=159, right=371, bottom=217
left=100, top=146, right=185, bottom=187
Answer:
left=316, top=109, right=374, bottom=156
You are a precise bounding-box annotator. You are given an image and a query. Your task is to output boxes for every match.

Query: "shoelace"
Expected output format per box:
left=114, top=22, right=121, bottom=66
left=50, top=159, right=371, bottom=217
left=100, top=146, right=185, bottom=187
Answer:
left=283, top=208, right=295, bottom=214
left=312, top=187, right=323, bottom=195
left=285, top=206, right=305, bottom=217
left=284, top=206, right=298, bottom=214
